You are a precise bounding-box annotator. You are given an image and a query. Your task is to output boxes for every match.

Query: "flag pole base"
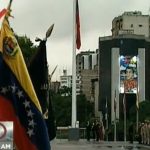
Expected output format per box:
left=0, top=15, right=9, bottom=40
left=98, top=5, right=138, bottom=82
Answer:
left=68, top=128, right=80, bottom=141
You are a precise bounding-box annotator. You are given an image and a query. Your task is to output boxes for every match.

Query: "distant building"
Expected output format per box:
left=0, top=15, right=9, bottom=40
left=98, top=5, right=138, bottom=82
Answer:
left=60, top=70, right=72, bottom=88
left=98, top=11, right=150, bottom=122
left=112, top=11, right=150, bottom=38
left=80, top=69, right=98, bottom=101
left=91, top=78, right=101, bottom=118
left=76, top=51, right=96, bottom=74
left=60, top=69, right=80, bottom=95
left=76, top=51, right=99, bottom=101
left=50, top=81, right=60, bottom=93
left=99, top=34, right=150, bottom=121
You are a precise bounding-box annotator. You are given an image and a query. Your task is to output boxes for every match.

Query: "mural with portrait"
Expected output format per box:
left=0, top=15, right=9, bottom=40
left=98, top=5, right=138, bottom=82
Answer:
left=120, top=56, right=138, bottom=93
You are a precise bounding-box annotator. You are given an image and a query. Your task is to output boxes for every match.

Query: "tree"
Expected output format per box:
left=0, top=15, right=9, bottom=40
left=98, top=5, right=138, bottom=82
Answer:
left=52, top=93, right=94, bottom=127
left=15, top=34, right=37, bottom=63
left=59, top=86, right=72, bottom=96
left=53, top=94, right=71, bottom=126
left=129, top=100, right=150, bottom=122
left=77, top=94, right=94, bottom=127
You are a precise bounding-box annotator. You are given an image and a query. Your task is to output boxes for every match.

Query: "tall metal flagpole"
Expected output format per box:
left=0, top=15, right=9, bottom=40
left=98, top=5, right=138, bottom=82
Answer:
left=136, top=104, right=139, bottom=133
left=114, top=111, right=116, bottom=141
left=136, top=90, right=139, bottom=133
left=123, top=93, right=126, bottom=142
left=114, top=90, right=117, bottom=141
left=136, top=64, right=139, bottom=133
left=71, top=0, right=77, bottom=128
left=105, top=96, right=108, bottom=141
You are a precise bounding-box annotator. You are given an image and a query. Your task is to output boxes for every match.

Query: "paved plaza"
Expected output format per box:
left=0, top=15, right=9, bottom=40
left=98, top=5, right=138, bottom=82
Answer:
left=51, top=139, right=150, bottom=150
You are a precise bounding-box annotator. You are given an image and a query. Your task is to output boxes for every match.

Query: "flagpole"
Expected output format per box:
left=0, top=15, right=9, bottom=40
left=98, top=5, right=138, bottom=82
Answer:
left=114, top=111, right=116, bottom=141
left=105, top=96, right=108, bottom=141
left=136, top=108, right=139, bottom=133
left=136, top=80, right=139, bottom=134
left=114, top=90, right=117, bottom=141
left=123, top=93, right=126, bottom=142
left=136, top=93, right=139, bottom=133
left=71, top=0, right=77, bottom=128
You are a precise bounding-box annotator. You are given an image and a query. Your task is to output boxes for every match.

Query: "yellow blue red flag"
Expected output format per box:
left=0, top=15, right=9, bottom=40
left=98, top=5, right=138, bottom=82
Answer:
left=0, top=8, right=50, bottom=150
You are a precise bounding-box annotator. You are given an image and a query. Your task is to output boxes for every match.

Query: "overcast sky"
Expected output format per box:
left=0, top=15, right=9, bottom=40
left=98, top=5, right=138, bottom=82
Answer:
left=1, top=0, right=150, bottom=81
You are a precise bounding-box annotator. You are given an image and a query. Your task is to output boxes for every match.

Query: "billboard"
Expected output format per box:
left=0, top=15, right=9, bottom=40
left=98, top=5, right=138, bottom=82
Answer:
left=120, top=55, right=137, bottom=93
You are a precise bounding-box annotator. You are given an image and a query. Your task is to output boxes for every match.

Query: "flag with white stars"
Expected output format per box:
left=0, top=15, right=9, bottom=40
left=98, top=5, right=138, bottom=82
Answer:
left=0, top=5, right=50, bottom=150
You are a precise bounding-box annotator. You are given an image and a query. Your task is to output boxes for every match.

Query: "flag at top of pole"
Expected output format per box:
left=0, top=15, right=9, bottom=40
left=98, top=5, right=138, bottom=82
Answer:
left=0, top=9, right=7, bottom=20
left=76, top=0, right=81, bottom=49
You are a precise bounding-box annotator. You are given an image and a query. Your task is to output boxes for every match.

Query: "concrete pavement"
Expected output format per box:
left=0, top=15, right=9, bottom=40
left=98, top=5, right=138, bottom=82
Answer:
left=51, top=139, right=150, bottom=150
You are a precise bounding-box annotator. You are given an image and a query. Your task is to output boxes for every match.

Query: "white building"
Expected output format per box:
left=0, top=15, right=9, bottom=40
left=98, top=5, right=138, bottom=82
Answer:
left=76, top=51, right=98, bottom=74
left=89, top=53, right=98, bottom=70
left=112, top=11, right=150, bottom=38
left=76, top=51, right=98, bottom=101
left=60, top=69, right=81, bottom=95
left=60, top=70, right=72, bottom=88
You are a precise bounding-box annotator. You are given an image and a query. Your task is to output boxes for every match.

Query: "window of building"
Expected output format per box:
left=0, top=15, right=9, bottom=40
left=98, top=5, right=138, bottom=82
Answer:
left=61, top=81, right=67, bottom=84
left=131, top=24, right=133, bottom=28
left=139, top=24, right=143, bottom=27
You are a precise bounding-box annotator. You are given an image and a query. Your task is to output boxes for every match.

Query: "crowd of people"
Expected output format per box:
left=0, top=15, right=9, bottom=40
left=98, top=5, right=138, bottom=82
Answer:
left=86, top=120, right=105, bottom=141
left=85, top=119, right=150, bottom=145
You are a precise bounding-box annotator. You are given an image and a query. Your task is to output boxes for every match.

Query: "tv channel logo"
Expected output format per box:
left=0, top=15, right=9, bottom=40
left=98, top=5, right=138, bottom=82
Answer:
left=0, top=122, right=13, bottom=150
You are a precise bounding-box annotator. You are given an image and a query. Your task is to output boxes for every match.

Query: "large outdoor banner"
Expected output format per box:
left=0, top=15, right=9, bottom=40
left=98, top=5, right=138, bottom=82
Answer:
left=120, top=55, right=137, bottom=93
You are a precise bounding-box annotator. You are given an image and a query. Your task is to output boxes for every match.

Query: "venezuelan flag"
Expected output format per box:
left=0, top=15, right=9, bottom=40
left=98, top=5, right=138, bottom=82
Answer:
left=0, top=11, right=50, bottom=150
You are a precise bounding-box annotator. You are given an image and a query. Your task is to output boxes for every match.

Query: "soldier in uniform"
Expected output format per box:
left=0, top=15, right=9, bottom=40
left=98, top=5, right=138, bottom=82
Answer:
left=147, top=120, right=150, bottom=145
left=141, top=123, right=145, bottom=144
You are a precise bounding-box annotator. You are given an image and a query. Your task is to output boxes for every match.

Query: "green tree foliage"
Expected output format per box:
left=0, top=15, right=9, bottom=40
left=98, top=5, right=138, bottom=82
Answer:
left=129, top=100, right=150, bottom=122
left=77, top=94, right=94, bottom=127
left=15, top=34, right=37, bottom=63
left=52, top=93, right=94, bottom=127
left=59, top=86, right=71, bottom=96
left=52, top=94, right=71, bottom=126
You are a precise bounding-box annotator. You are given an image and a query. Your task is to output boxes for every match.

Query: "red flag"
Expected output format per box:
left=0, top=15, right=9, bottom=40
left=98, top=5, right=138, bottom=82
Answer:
left=76, top=0, right=81, bottom=49
left=0, top=9, right=7, bottom=19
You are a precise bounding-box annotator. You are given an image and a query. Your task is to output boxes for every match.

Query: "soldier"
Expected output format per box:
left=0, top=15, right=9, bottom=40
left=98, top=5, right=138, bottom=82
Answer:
left=145, top=120, right=149, bottom=145
left=138, top=122, right=142, bottom=144
left=91, top=122, right=96, bottom=141
left=148, top=121, right=150, bottom=145
left=86, top=121, right=91, bottom=141
left=141, top=123, right=145, bottom=144
left=143, top=121, right=148, bottom=144
left=128, top=123, right=134, bottom=143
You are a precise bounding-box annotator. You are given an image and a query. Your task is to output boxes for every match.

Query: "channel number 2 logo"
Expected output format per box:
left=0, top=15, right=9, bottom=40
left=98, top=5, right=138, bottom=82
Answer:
left=0, top=123, right=7, bottom=139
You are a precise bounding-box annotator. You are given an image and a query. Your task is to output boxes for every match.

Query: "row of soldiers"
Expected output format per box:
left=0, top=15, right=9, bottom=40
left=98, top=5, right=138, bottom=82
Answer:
left=138, top=120, right=150, bottom=145
left=86, top=120, right=105, bottom=141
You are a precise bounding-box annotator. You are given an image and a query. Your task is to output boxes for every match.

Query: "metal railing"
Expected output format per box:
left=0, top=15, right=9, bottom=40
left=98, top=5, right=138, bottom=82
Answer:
left=56, top=127, right=86, bottom=139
